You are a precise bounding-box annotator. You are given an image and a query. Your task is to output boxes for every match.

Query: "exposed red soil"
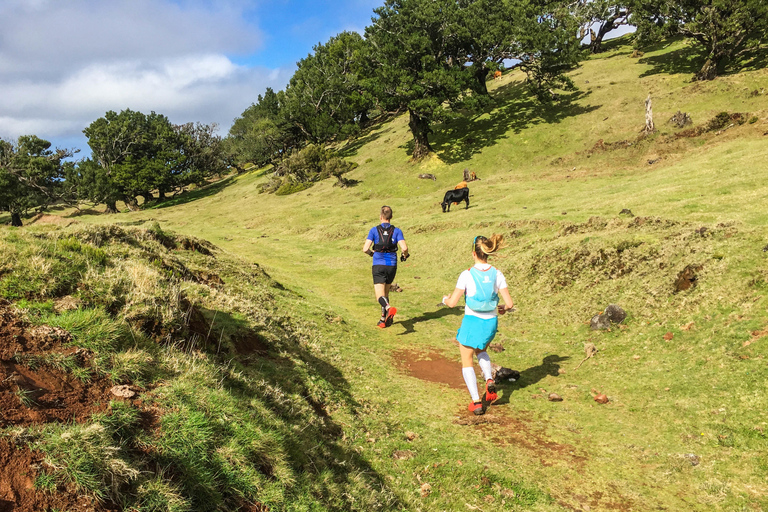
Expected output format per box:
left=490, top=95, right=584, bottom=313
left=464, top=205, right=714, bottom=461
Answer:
left=0, top=440, right=116, bottom=512
left=474, top=412, right=588, bottom=468
left=557, top=487, right=634, bottom=512
left=0, top=303, right=112, bottom=428
left=0, top=302, right=124, bottom=510
left=392, top=349, right=466, bottom=389
left=0, top=361, right=111, bottom=426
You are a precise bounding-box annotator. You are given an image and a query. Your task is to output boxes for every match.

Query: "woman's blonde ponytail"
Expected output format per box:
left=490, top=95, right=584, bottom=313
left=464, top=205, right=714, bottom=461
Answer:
left=474, top=233, right=506, bottom=259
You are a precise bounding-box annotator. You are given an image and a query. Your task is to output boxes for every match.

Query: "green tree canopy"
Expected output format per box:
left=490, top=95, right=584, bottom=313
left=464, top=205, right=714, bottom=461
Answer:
left=513, top=3, right=584, bottom=101
left=282, top=31, right=376, bottom=143
left=571, top=0, right=632, bottom=53
left=365, top=0, right=485, bottom=160
left=0, top=135, right=74, bottom=226
left=226, top=88, right=298, bottom=169
left=83, top=109, right=224, bottom=211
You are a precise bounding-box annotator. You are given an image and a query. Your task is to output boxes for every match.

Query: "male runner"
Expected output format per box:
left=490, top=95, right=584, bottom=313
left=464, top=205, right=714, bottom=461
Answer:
left=362, top=205, right=409, bottom=328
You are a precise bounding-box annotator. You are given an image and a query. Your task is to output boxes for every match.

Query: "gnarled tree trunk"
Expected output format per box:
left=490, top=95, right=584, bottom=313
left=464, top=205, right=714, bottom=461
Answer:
left=408, top=109, right=432, bottom=161
left=104, top=200, right=118, bottom=214
left=473, top=64, right=489, bottom=95
left=125, top=197, right=141, bottom=212
left=695, top=57, right=719, bottom=81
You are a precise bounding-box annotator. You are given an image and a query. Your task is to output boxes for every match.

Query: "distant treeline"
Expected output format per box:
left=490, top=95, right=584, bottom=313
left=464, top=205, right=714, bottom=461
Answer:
left=1, top=0, right=765, bottom=224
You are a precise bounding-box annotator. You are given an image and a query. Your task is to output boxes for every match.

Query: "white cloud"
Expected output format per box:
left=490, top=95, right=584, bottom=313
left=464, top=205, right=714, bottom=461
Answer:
left=0, top=0, right=291, bottom=149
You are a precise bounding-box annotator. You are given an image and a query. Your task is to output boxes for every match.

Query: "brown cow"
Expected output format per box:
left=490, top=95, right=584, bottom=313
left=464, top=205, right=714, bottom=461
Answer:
left=453, top=181, right=468, bottom=204
left=493, top=70, right=502, bottom=80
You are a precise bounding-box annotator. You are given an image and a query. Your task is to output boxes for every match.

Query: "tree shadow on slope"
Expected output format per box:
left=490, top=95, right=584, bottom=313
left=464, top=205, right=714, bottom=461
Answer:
left=493, top=355, right=570, bottom=405
left=638, top=43, right=704, bottom=78
left=734, top=47, right=768, bottom=74
left=164, top=306, right=403, bottom=510
left=431, top=82, right=600, bottom=164
left=149, top=176, right=236, bottom=210
left=638, top=41, right=768, bottom=79
left=337, top=126, right=393, bottom=159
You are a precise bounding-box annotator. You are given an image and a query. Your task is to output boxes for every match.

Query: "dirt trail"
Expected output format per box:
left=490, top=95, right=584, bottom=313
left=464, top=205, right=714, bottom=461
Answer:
left=393, top=347, right=635, bottom=511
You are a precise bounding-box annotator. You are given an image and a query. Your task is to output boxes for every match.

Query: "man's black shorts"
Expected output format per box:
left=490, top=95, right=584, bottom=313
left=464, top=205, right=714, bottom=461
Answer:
left=372, top=265, right=397, bottom=285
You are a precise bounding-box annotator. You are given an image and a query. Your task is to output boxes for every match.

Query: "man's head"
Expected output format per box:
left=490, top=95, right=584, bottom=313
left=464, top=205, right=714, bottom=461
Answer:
left=380, top=205, right=393, bottom=222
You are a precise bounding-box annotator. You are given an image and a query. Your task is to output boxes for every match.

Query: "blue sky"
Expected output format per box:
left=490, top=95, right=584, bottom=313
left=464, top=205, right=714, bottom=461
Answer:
left=0, top=0, right=381, bottom=155
left=235, top=0, right=380, bottom=68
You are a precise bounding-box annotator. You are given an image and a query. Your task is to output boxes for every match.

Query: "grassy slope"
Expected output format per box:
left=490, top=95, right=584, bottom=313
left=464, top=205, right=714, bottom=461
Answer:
left=5, top=36, right=768, bottom=511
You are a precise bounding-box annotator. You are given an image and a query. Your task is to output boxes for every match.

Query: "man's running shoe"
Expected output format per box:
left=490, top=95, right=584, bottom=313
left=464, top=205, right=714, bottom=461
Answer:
left=468, top=401, right=485, bottom=415
left=385, top=307, right=397, bottom=327
left=377, top=319, right=387, bottom=329
left=483, top=379, right=498, bottom=404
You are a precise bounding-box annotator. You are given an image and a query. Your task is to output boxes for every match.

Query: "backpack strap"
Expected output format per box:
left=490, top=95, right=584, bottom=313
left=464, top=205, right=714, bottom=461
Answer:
left=373, top=224, right=398, bottom=253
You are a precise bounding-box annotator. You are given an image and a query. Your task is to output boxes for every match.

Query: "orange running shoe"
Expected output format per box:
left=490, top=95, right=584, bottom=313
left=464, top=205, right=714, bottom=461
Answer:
left=385, top=307, right=397, bottom=327
left=468, top=401, right=485, bottom=415
left=483, top=379, right=498, bottom=404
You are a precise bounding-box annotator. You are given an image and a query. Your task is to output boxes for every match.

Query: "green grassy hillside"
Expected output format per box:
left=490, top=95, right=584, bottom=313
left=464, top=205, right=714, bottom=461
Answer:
left=2, top=36, right=768, bottom=511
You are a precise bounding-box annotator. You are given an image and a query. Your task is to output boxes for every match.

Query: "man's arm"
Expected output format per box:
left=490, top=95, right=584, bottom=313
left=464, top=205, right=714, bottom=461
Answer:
left=362, top=239, right=374, bottom=256
left=398, top=240, right=409, bottom=258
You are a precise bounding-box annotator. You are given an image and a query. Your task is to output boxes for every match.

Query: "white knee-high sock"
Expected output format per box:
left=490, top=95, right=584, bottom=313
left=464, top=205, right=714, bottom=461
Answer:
left=477, top=351, right=493, bottom=381
left=462, top=367, right=480, bottom=402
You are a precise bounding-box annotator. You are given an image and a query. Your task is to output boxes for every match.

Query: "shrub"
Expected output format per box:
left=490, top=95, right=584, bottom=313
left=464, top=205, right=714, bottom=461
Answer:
left=262, top=145, right=358, bottom=195
left=275, top=181, right=313, bottom=196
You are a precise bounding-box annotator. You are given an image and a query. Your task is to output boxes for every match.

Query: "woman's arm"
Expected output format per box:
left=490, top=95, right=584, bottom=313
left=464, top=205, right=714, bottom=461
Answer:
left=497, top=287, right=514, bottom=315
left=442, top=287, right=464, bottom=308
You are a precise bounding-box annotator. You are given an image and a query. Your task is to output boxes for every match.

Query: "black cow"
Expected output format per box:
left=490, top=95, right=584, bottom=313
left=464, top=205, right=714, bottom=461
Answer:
left=441, top=187, right=469, bottom=212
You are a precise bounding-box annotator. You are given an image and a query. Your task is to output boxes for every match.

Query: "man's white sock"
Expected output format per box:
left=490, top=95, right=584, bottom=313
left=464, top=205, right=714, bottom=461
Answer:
left=462, top=367, right=480, bottom=402
left=477, top=351, right=493, bottom=381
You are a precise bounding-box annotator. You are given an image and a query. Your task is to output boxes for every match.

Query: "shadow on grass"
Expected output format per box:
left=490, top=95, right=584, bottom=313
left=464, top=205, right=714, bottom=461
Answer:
left=337, top=126, right=393, bottom=158
left=734, top=47, right=768, bottom=73
left=494, top=354, right=570, bottom=404
left=638, top=40, right=768, bottom=79
left=396, top=307, right=463, bottom=335
left=638, top=43, right=704, bottom=78
left=430, top=82, right=600, bottom=164
left=164, top=305, right=403, bottom=509
left=149, top=176, right=236, bottom=210
left=594, top=33, right=635, bottom=55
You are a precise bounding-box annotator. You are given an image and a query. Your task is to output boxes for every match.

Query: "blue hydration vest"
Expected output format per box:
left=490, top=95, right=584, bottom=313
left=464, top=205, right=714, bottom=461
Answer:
left=465, top=267, right=499, bottom=312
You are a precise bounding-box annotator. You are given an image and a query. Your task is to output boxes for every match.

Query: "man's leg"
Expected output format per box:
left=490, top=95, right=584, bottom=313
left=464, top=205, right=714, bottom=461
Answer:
left=374, top=283, right=388, bottom=323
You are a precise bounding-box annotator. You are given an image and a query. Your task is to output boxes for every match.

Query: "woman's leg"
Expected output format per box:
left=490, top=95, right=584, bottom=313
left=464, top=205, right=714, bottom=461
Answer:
left=475, top=348, right=493, bottom=382
left=460, top=344, right=480, bottom=402
left=475, top=348, right=498, bottom=401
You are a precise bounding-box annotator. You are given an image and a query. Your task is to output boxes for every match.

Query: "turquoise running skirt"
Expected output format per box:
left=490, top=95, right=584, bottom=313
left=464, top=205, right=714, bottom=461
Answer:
left=456, top=315, right=498, bottom=350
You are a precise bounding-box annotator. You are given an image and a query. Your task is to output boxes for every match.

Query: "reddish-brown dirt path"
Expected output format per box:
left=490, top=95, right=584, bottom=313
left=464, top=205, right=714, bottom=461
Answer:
left=393, top=347, right=635, bottom=512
